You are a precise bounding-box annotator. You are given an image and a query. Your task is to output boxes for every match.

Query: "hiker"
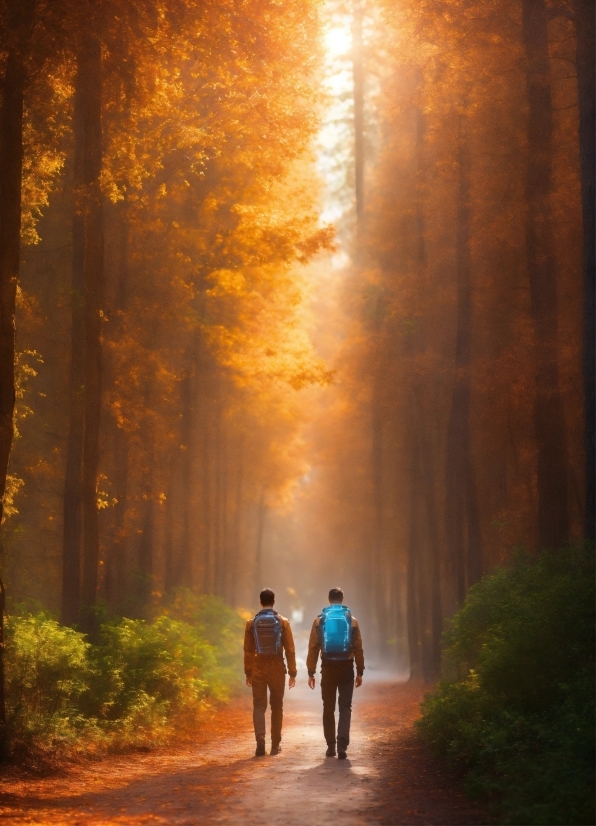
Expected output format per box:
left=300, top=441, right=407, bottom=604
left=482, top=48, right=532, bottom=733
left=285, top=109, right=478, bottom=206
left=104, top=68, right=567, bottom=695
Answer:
left=307, top=587, right=364, bottom=759
left=244, top=588, right=297, bottom=756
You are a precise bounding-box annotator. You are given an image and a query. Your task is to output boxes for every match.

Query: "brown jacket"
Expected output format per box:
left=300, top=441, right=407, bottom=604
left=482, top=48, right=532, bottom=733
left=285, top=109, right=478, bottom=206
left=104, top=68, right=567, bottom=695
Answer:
left=244, top=611, right=297, bottom=679
left=306, top=612, right=365, bottom=677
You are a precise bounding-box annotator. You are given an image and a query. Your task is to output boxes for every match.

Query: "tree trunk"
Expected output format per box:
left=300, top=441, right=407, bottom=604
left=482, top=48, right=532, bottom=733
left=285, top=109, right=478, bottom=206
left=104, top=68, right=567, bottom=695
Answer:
left=137, top=496, right=154, bottom=613
left=0, top=0, right=36, bottom=526
left=413, top=101, right=442, bottom=678
left=0, top=577, right=6, bottom=758
left=407, top=450, right=422, bottom=681
left=176, top=353, right=196, bottom=587
left=61, top=72, right=86, bottom=626
left=414, top=391, right=443, bottom=679
left=371, top=398, right=389, bottom=656
left=78, top=31, right=105, bottom=626
left=228, top=438, right=244, bottom=604
left=572, top=0, right=595, bottom=541
left=522, top=0, right=570, bottom=550
left=445, top=115, right=482, bottom=602
left=0, top=7, right=35, bottom=747
left=105, top=426, right=128, bottom=612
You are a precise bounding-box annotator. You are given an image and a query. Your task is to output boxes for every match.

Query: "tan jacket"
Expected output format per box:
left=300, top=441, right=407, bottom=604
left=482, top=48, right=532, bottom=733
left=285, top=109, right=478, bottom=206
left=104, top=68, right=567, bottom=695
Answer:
left=244, top=611, right=297, bottom=679
left=306, top=612, right=365, bottom=677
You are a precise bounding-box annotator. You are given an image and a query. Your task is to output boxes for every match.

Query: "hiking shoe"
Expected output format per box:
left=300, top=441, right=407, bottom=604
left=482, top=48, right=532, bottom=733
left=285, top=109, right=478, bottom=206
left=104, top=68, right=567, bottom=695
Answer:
left=270, top=744, right=281, bottom=755
left=255, top=740, right=266, bottom=757
left=337, top=747, right=347, bottom=759
left=326, top=745, right=336, bottom=757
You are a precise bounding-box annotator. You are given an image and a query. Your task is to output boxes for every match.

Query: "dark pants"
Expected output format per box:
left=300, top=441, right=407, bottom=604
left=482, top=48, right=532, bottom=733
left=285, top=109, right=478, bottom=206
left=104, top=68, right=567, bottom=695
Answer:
left=252, top=660, right=286, bottom=745
left=321, top=662, right=354, bottom=748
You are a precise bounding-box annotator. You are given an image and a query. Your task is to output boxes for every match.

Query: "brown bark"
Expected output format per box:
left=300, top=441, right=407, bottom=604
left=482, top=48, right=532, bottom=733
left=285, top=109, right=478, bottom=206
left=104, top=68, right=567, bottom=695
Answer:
left=61, top=70, right=86, bottom=626
left=445, top=116, right=482, bottom=603
left=371, top=402, right=389, bottom=654
left=228, top=438, right=244, bottom=604
left=0, top=577, right=5, bottom=757
left=137, top=496, right=154, bottom=612
left=62, top=25, right=105, bottom=628
left=104, top=426, right=128, bottom=612
left=79, top=30, right=105, bottom=622
left=175, top=354, right=196, bottom=588
left=0, top=6, right=35, bottom=744
left=572, top=0, right=595, bottom=541
left=0, top=1, right=36, bottom=526
left=521, top=0, right=570, bottom=550
left=406, top=452, right=422, bottom=680
left=413, top=102, right=442, bottom=678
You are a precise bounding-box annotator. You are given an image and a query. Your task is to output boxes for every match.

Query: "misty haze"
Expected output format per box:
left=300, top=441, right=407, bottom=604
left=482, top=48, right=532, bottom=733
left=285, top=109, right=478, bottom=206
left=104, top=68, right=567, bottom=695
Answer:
left=0, top=0, right=593, bottom=824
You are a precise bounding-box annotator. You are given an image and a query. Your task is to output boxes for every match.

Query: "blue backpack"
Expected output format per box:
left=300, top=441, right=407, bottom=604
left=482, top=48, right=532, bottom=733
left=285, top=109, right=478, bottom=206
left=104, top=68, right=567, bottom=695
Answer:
left=253, top=609, right=282, bottom=655
left=318, top=604, right=353, bottom=660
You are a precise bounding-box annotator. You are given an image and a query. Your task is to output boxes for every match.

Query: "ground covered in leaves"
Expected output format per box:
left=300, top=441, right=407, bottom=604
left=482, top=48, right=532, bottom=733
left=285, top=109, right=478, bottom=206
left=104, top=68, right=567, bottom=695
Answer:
left=0, top=679, right=489, bottom=826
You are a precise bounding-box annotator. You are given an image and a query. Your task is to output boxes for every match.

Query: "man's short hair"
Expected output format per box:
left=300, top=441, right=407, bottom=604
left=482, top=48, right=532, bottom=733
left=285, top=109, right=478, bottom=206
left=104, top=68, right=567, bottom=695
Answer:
left=260, top=588, right=275, bottom=606
left=328, top=587, right=344, bottom=603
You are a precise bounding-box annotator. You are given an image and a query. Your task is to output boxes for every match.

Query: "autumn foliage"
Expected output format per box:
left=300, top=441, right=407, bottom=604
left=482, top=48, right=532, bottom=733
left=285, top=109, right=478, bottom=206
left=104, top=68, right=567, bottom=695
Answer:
left=0, top=0, right=332, bottom=625
left=298, top=0, right=591, bottom=680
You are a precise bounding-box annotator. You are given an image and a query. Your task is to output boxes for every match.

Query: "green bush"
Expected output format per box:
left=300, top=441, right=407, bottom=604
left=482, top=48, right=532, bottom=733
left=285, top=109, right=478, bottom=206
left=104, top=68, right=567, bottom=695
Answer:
left=5, top=614, right=101, bottom=761
left=3, top=596, right=244, bottom=763
left=418, top=544, right=595, bottom=825
left=164, top=589, right=244, bottom=684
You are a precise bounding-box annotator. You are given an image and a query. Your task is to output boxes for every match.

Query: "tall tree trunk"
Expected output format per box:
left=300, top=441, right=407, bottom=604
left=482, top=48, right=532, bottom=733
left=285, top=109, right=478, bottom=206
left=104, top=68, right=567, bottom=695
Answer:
left=371, top=396, right=389, bottom=656
left=352, top=0, right=364, bottom=224
left=103, top=205, right=130, bottom=613
left=78, top=31, right=104, bottom=626
left=0, top=0, right=36, bottom=526
left=522, top=0, right=570, bottom=550
left=228, top=438, right=244, bottom=605
left=445, top=115, right=482, bottom=602
left=62, top=73, right=86, bottom=626
left=413, top=100, right=442, bottom=678
left=138, top=497, right=154, bottom=613
left=0, top=7, right=36, bottom=739
left=62, top=27, right=104, bottom=628
left=415, top=390, right=443, bottom=678
left=175, top=353, right=196, bottom=587
left=572, top=0, right=595, bottom=541
left=105, top=426, right=128, bottom=612
left=0, top=577, right=6, bottom=758
left=406, top=448, right=422, bottom=681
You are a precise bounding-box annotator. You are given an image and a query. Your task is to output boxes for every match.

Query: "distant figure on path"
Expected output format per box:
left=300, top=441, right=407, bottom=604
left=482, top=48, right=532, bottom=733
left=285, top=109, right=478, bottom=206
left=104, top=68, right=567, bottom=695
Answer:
left=244, top=588, right=297, bottom=756
left=307, top=587, right=364, bottom=759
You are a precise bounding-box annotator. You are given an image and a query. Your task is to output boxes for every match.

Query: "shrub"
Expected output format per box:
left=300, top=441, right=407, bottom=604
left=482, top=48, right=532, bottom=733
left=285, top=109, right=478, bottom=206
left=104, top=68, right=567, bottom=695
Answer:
left=4, top=614, right=102, bottom=762
left=417, top=544, right=595, bottom=825
left=164, top=589, right=244, bottom=685
left=3, top=597, right=245, bottom=763
left=86, top=615, right=223, bottom=748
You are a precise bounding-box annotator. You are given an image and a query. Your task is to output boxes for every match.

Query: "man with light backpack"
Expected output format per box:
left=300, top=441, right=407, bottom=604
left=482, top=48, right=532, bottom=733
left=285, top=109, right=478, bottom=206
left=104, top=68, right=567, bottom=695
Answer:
left=307, top=587, right=364, bottom=759
left=244, top=588, right=297, bottom=756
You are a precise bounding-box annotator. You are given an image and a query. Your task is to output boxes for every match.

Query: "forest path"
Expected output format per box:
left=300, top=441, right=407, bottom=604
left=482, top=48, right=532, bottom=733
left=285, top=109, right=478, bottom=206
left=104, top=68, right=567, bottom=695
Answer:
left=0, top=680, right=488, bottom=826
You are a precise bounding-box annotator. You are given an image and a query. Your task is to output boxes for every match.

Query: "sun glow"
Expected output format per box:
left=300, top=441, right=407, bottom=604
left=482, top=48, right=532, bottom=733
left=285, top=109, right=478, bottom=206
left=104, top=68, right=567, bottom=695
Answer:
left=324, top=21, right=352, bottom=61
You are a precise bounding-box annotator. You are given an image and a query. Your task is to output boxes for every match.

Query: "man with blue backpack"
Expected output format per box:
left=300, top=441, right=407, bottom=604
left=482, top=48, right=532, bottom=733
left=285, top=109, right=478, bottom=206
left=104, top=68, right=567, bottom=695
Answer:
left=307, top=587, right=364, bottom=759
left=244, top=588, right=297, bottom=756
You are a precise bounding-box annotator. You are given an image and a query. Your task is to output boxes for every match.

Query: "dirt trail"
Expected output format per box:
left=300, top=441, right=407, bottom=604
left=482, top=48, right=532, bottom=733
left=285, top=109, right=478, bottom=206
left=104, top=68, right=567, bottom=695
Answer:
left=0, top=679, right=489, bottom=826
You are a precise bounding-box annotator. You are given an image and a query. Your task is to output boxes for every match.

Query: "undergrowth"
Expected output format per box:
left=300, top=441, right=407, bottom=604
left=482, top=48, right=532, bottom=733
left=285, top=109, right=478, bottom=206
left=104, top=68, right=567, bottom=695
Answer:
left=4, top=591, right=244, bottom=766
left=417, top=544, right=595, bottom=825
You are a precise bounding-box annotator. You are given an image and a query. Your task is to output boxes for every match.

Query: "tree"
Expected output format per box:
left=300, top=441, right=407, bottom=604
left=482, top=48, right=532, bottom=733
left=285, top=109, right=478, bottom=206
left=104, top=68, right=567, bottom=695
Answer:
left=521, top=0, right=570, bottom=550
left=572, top=0, right=595, bottom=541
left=0, top=0, right=37, bottom=527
